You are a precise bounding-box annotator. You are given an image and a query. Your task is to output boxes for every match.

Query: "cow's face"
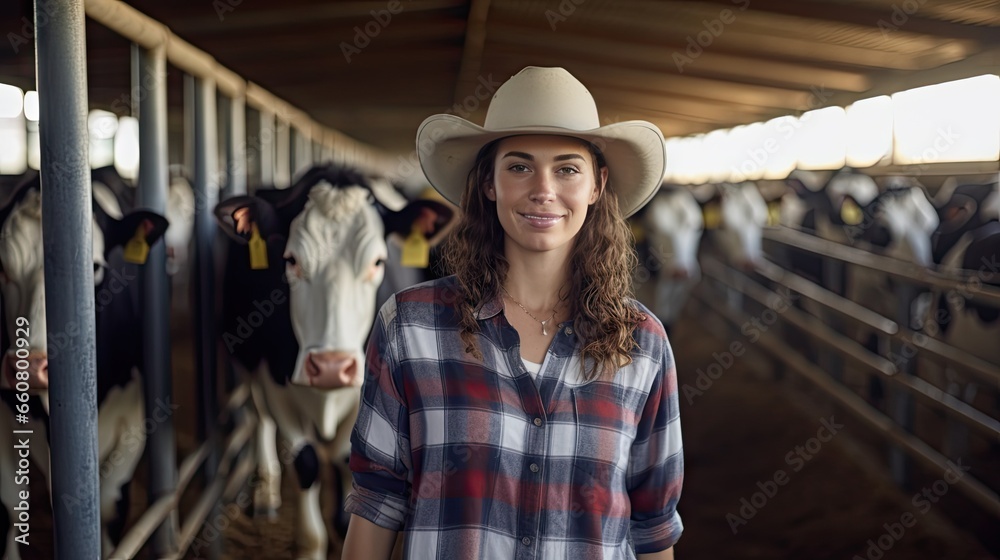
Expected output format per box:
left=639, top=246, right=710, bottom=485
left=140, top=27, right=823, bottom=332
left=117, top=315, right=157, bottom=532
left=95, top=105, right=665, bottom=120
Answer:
left=0, top=190, right=107, bottom=388
left=860, top=187, right=939, bottom=267
left=283, top=185, right=388, bottom=388
left=164, top=178, right=195, bottom=276
left=645, top=189, right=703, bottom=280
left=716, top=182, right=768, bottom=270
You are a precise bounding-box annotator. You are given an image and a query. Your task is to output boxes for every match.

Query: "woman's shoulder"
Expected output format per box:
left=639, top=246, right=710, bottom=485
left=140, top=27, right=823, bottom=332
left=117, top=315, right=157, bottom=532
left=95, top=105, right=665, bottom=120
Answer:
left=381, top=275, right=463, bottom=326
left=627, top=296, right=667, bottom=340
left=392, top=274, right=462, bottom=306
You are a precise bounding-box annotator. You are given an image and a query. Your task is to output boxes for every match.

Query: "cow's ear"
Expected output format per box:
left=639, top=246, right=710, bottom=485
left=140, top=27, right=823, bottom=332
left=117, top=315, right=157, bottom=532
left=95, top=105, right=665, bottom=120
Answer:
left=215, top=196, right=277, bottom=244
left=104, top=210, right=170, bottom=253
left=383, top=200, right=457, bottom=248
left=0, top=172, right=40, bottom=226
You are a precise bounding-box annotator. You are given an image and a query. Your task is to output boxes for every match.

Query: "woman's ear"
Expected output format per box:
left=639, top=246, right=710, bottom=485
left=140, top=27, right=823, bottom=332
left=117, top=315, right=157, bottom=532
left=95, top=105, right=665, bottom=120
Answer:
left=591, top=166, right=609, bottom=204
left=484, top=182, right=496, bottom=202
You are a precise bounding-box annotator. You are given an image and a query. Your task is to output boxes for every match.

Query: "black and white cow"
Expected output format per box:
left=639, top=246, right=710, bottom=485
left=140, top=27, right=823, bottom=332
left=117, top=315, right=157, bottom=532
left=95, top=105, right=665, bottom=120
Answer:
left=0, top=171, right=169, bottom=559
left=215, top=164, right=454, bottom=559
left=632, top=185, right=704, bottom=333
left=90, top=166, right=195, bottom=278
left=926, top=180, right=1000, bottom=377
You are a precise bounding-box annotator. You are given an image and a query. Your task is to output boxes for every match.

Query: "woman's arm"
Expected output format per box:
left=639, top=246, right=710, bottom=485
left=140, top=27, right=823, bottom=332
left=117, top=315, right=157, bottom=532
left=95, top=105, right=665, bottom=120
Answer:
left=342, top=514, right=398, bottom=560
left=639, top=546, right=674, bottom=560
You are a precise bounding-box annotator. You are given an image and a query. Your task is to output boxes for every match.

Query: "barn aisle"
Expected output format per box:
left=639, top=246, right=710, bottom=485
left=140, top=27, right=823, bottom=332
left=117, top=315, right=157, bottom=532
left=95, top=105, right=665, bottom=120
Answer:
left=669, top=304, right=996, bottom=560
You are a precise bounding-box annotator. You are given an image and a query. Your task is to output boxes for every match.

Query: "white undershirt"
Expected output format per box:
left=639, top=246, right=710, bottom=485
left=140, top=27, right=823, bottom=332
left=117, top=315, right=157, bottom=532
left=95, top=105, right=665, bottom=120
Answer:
left=521, top=357, right=542, bottom=380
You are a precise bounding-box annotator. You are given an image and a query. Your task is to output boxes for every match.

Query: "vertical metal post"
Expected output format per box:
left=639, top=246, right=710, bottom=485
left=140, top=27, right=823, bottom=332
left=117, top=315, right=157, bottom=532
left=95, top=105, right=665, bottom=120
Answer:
left=259, top=109, right=275, bottom=187
left=312, top=138, right=323, bottom=164
left=820, top=261, right=845, bottom=381
left=220, top=94, right=247, bottom=199
left=35, top=1, right=101, bottom=557
left=275, top=118, right=291, bottom=188
left=888, top=282, right=917, bottom=488
left=133, top=43, right=179, bottom=556
left=190, top=74, right=221, bottom=558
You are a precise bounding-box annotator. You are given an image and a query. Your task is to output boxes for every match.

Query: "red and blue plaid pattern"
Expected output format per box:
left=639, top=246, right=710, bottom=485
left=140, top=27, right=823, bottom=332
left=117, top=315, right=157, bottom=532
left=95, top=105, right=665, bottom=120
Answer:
left=346, top=275, right=683, bottom=559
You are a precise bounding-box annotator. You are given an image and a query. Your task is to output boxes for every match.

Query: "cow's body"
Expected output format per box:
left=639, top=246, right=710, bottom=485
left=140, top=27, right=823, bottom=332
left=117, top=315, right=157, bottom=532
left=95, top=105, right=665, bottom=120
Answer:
left=635, top=186, right=704, bottom=331
left=924, top=182, right=1000, bottom=408
left=0, top=173, right=167, bottom=559
left=216, top=165, right=453, bottom=559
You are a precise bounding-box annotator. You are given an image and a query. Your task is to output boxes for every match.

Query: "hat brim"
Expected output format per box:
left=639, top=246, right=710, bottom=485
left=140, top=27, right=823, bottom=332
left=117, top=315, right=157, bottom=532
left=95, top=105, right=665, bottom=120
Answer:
left=416, top=114, right=666, bottom=218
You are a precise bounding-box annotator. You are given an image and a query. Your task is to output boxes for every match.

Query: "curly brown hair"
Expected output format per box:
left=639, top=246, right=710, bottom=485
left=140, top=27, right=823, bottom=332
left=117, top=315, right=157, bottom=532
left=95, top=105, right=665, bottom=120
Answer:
left=440, top=137, right=648, bottom=381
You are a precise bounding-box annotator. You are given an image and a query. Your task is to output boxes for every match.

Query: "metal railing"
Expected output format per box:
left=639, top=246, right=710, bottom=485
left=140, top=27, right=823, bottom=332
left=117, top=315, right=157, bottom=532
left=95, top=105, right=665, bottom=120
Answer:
left=691, top=225, right=1000, bottom=521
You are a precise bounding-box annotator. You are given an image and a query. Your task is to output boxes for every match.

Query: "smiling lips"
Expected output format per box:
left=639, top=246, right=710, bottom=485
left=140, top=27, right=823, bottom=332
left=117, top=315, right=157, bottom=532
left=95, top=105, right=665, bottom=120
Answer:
left=519, top=212, right=564, bottom=229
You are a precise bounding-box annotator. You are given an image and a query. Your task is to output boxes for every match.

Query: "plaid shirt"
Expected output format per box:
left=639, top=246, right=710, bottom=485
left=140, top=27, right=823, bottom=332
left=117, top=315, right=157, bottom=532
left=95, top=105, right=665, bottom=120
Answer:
left=346, top=275, right=684, bottom=559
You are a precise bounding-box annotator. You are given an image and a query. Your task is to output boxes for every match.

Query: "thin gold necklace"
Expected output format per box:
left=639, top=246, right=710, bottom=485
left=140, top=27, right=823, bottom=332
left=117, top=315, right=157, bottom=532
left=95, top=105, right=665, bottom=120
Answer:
left=500, top=284, right=562, bottom=335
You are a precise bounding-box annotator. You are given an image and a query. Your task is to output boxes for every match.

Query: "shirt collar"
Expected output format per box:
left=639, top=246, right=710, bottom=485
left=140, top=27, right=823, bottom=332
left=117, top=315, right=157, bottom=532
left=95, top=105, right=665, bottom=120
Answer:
left=472, top=289, right=572, bottom=329
left=473, top=290, right=504, bottom=320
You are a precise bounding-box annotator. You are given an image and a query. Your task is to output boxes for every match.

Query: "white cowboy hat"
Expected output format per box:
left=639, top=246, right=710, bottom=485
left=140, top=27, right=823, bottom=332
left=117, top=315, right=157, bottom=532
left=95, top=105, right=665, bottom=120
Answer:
left=415, top=66, right=667, bottom=218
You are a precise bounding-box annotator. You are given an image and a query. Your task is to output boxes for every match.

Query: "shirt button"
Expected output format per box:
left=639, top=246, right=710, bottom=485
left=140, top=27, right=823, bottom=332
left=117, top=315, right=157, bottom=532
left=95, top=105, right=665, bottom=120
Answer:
left=533, top=417, right=543, bottom=427
left=529, top=463, right=540, bottom=473
left=522, top=536, right=532, bottom=546
left=565, top=326, right=574, bottom=335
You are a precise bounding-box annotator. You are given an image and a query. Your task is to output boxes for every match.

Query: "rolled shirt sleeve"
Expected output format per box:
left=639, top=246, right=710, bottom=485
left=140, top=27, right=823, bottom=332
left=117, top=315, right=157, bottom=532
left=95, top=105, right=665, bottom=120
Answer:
left=627, top=335, right=684, bottom=553
left=345, top=295, right=412, bottom=531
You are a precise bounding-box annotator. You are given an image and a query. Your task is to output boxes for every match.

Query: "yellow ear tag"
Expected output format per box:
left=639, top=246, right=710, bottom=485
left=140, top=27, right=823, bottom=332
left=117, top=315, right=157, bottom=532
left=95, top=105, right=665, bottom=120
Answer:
left=249, top=223, right=269, bottom=270
left=840, top=199, right=863, bottom=225
left=400, top=226, right=429, bottom=268
left=767, top=201, right=782, bottom=227
left=123, top=226, right=150, bottom=265
left=703, top=203, right=722, bottom=229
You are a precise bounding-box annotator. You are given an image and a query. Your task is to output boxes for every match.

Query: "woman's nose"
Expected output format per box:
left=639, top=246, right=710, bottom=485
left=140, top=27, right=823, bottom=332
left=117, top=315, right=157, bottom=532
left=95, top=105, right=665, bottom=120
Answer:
left=528, top=173, right=556, bottom=203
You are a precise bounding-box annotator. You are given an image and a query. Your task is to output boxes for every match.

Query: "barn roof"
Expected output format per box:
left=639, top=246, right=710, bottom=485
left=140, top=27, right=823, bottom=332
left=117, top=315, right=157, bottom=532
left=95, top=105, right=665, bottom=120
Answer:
left=1, top=0, right=998, bottom=169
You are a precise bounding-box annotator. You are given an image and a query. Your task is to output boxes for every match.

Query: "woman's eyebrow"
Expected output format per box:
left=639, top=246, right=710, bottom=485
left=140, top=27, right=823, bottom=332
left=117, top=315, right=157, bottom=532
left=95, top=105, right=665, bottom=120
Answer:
left=501, top=151, right=534, bottom=160
left=500, top=152, right=586, bottom=162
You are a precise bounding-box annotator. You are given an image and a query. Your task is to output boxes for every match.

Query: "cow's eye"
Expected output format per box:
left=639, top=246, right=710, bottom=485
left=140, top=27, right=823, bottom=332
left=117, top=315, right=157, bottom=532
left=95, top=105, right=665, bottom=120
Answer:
left=284, top=255, right=297, bottom=267
left=93, top=263, right=102, bottom=274
left=374, top=257, right=385, bottom=267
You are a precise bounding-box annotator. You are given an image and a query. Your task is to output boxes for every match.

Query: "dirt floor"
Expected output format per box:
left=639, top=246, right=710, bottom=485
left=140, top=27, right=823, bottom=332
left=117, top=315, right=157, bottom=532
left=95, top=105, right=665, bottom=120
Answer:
left=10, top=284, right=999, bottom=560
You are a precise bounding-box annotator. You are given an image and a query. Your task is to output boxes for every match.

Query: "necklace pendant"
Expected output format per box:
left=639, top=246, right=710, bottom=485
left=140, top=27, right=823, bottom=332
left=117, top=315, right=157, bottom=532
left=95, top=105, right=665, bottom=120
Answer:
left=541, top=319, right=549, bottom=336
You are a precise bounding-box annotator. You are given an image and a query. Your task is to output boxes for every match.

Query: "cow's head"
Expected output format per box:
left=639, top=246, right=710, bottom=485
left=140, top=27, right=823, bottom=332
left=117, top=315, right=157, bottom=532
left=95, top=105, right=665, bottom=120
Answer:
left=853, top=186, right=939, bottom=267
left=215, top=164, right=454, bottom=390
left=164, top=178, right=195, bottom=276
left=643, top=186, right=703, bottom=280
left=0, top=173, right=168, bottom=390
left=706, top=181, right=767, bottom=270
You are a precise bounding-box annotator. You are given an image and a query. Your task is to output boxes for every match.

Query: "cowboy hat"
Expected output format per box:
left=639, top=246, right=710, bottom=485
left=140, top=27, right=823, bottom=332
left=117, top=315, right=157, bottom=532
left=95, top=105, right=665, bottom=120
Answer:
left=415, top=66, right=667, bottom=218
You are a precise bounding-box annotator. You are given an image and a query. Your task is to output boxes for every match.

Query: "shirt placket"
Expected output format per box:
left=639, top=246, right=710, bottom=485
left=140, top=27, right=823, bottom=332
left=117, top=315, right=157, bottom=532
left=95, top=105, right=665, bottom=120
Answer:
left=502, top=320, right=574, bottom=560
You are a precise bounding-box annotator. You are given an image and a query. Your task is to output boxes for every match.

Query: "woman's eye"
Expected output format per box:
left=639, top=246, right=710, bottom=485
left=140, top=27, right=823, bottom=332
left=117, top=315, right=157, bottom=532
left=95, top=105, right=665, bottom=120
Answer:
left=509, top=164, right=529, bottom=173
left=558, top=166, right=580, bottom=174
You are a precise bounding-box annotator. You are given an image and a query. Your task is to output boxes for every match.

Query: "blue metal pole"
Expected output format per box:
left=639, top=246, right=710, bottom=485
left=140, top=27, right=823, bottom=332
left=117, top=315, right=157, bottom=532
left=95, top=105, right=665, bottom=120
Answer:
left=191, top=72, right=221, bottom=559
left=134, top=42, right=179, bottom=557
left=35, top=0, right=101, bottom=557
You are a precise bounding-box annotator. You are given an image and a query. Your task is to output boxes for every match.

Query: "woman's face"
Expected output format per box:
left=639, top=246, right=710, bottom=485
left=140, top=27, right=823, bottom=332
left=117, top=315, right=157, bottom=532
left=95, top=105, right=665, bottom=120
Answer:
left=485, top=135, right=608, bottom=256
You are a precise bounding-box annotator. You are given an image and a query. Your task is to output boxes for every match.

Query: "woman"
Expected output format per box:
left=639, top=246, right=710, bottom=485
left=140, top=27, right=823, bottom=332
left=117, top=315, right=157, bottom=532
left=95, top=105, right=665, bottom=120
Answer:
left=343, top=67, right=683, bottom=559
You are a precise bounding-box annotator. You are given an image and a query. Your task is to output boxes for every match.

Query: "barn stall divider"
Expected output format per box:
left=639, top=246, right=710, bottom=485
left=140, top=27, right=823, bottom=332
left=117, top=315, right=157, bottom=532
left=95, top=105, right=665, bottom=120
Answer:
left=690, top=225, right=1000, bottom=521
left=31, top=0, right=405, bottom=557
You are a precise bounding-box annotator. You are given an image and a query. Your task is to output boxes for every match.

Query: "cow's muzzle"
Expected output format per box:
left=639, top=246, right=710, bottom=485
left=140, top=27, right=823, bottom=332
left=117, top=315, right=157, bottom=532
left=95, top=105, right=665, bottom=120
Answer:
left=302, top=351, right=360, bottom=390
left=2, top=350, right=49, bottom=390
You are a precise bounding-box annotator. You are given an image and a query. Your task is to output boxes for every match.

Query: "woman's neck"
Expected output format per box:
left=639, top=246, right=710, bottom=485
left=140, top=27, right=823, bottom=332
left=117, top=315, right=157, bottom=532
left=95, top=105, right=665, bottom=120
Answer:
left=502, top=246, right=572, bottom=315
